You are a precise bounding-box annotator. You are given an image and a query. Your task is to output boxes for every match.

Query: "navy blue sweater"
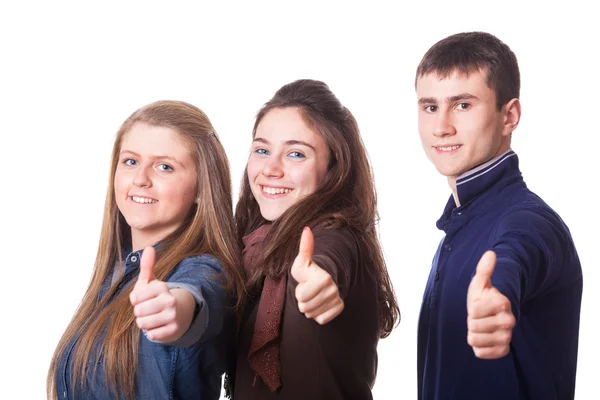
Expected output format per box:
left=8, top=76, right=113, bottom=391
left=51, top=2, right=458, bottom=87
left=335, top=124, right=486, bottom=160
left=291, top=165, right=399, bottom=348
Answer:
left=418, top=150, right=582, bottom=400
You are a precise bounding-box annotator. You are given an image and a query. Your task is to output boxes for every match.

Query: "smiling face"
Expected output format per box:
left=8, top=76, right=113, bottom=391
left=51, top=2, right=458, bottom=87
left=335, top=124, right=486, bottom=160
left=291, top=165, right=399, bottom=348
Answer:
left=247, top=107, right=330, bottom=221
left=114, top=122, right=198, bottom=250
left=416, top=68, right=517, bottom=185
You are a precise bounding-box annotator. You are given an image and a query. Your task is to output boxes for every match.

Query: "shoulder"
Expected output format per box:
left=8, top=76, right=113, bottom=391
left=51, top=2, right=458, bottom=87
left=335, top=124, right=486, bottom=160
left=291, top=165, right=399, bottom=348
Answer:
left=311, top=226, right=361, bottom=271
left=312, top=226, right=360, bottom=250
left=166, top=254, right=225, bottom=283
left=176, top=254, right=223, bottom=271
left=494, top=200, right=575, bottom=255
left=496, top=200, right=567, bottom=235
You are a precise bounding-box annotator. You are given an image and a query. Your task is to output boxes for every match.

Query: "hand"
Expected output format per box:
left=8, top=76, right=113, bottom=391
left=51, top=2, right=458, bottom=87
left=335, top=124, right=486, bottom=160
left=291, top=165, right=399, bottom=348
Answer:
left=466, top=250, right=516, bottom=359
left=291, top=227, right=344, bottom=325
left=129, top=247, right=179, bottom=342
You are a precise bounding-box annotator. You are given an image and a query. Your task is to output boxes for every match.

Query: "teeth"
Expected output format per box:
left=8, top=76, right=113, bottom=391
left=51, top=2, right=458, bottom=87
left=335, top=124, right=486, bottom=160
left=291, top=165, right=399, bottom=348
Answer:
left=438, top=145, right=461, bottom=151
left=262, top=186, right=292, bottom=195
left=132, top=196, right=157, bottom=204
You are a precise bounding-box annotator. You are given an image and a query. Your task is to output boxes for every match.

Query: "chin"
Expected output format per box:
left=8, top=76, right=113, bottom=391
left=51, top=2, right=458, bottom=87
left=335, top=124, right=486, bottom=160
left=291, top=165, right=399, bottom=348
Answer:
left=258, top=206, right=285, bottom=222
left=433, top=163, right=462, bottom=177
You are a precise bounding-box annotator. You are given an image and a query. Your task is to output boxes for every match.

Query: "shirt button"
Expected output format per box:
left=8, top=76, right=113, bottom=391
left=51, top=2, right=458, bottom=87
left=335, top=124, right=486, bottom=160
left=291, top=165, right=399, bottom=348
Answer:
left=435, top=272, right=440, bottom=281
left=443, top=244, right=452, bottom=251
left=131, top=255, right=138, bottom=263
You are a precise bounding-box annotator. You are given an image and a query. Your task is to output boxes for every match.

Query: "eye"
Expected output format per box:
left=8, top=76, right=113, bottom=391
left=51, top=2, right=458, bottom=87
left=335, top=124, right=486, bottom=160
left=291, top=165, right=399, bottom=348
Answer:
left=158, top=164, right=173, bottom=172
left=455, top=102, right=470, bottom=111
left=253, top=148, right=269, bottom=156
left=424, top=105, right=438, bottom=113
left=123, top=158, right=137, bottom=166
left=287, top=151, right=305, bottom=159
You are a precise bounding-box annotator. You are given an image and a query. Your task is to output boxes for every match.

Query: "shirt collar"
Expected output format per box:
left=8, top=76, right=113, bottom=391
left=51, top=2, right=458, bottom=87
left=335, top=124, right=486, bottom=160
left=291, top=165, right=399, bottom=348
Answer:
left=436, top=149, right=522, bottom=231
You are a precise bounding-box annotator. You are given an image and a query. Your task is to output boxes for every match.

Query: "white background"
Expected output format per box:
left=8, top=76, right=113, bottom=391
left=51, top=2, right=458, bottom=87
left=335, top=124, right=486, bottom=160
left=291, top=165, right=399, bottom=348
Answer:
left=1, top=1, right=597, bottom=399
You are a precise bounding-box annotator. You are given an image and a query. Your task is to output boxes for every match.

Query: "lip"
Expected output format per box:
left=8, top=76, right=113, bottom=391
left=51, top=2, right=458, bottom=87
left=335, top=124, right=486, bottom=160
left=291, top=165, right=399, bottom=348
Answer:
left=128, top=195, right=158, bottom=204
left=433, top=144, right=462, bottom=154
left=259, top=184, right=293, bottom=199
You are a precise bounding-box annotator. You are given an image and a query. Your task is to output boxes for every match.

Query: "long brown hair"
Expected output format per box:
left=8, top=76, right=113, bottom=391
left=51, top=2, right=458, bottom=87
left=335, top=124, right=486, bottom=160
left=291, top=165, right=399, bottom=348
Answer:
left=235, top=79, right=399, bottom=338
left=47, top=100, right=246, bottom=399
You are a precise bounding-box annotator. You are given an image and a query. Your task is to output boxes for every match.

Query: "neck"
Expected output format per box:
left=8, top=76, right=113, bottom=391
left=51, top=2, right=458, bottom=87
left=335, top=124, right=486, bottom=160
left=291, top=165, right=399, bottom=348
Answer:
left=448, top=177, right=460, bottom=207
left=131, top=230, right=164, bottom=252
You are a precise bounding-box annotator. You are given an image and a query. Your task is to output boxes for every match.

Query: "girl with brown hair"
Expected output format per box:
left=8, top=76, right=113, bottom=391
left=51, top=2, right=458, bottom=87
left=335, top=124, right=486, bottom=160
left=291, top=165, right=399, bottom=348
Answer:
left=232, top=79, right=400, bottom=399
left=47, top=100, right=246, bottom=399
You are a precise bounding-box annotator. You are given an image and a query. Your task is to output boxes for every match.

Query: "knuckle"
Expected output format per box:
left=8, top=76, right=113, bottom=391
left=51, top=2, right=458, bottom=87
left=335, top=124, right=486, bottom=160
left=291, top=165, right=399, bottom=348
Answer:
left=467, top=333, right=475, bottom=346
left=167, top=309, right=177, bottom=321
left=297, top=302, right=306, bottom=313
left=501, top=331, right=512, bottom=344
left=326, top=286, right=338, bottom=299
left=295, top=287, right=305, bottom=302
left=165, top=295, right=177, bottom=308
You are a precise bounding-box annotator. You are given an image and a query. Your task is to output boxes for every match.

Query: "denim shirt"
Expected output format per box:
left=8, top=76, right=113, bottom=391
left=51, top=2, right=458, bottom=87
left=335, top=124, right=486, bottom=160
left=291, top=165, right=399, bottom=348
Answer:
left=55, top=248, right=233, bottom=400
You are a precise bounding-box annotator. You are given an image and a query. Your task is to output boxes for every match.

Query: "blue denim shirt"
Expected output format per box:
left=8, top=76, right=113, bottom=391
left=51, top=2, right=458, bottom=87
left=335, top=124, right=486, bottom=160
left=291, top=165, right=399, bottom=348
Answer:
left=55, top=248, right=233, bottom=400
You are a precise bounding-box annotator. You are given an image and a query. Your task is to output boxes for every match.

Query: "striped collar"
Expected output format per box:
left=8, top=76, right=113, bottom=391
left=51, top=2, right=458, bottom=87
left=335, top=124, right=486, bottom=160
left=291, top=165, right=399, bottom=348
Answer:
left=455, top=149, right=518, bottom=206
left=437, top=149, right=522, bottom=231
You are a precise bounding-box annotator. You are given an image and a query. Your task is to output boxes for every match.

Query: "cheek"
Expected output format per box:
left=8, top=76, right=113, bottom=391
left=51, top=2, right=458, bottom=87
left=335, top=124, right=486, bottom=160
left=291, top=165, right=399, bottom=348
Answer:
left=113, top=171, right=128, bottom=195
left=246, top=159, right=262, bottom=182
left=291, top=164, right=322, bottom=194
left=162, top=178, right=196, bottom=206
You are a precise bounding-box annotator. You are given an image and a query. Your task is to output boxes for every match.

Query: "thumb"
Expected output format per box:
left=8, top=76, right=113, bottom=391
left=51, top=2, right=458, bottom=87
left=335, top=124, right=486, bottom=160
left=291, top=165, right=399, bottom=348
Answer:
left=291, top=227, right=314, bottom=283
left=298, top=226, right=314, bottom=260
left=468, top=250, right=496, bottom=297
left=137, top=246, right=156, bottom=284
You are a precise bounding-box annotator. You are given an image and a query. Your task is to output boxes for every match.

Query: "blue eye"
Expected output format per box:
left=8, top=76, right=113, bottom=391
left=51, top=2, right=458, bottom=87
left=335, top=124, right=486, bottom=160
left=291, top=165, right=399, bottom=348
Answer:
left=124, top=158, right=137, bottom=166
left=287, top=151, right=305, bottom=159
left=158, top=164, right=173, bottom=172
left=254, top=148, right=269, bottom=156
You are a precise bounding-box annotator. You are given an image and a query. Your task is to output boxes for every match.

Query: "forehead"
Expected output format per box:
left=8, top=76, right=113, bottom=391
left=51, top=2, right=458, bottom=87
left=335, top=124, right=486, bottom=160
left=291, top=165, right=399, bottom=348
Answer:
left=416, top=69, right=493, bottom=99
left=255, top=107, right=321, bottom=143
left=121, top=122, right=190, bottom=155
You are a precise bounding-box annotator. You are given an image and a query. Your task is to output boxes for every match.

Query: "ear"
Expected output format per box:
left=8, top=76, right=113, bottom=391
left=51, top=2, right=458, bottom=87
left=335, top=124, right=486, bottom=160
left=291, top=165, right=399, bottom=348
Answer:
left=502, top=98, right=521, bottom=137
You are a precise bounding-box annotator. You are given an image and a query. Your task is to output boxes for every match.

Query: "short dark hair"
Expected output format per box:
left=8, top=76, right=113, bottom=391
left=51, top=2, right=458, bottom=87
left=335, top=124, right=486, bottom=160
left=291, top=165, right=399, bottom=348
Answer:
left=416, top=32, right=520, bottom=110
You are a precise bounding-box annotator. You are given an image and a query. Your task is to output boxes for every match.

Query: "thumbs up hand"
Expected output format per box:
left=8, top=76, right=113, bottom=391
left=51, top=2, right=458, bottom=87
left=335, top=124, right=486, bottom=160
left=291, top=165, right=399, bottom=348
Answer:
left=466, top=250, right=516, bottom=359
left=129, top=246, right=180, bottom=342
left=291, top=227, right=344, bottom=325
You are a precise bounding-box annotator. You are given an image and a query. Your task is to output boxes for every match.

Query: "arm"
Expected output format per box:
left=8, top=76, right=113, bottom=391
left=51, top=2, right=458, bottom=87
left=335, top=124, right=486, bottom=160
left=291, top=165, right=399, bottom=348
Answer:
left=467, top=206, right=571, bottom=358
left=130, top=248, right=226, bottom=347
left=291, top=227, right=357, bottom=324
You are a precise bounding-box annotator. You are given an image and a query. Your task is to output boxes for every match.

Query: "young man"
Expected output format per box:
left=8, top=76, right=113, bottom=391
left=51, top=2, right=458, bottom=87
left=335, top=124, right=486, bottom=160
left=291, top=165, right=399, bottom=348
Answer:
left=415, top=32, right=582, bottom=399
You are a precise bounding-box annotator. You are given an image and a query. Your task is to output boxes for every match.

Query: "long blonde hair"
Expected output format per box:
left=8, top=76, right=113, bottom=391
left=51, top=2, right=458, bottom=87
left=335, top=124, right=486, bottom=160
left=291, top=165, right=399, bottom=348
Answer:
left=47, top=100, right=246, bottom=399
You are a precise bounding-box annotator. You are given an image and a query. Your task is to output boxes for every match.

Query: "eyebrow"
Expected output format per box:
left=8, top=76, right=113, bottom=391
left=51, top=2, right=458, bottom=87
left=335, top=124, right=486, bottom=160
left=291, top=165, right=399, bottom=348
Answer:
left=253, top=137, right=316, bottom=151
left=418, top=93, right=479, bottom=105
left=120, top=150, right=184, bottom=166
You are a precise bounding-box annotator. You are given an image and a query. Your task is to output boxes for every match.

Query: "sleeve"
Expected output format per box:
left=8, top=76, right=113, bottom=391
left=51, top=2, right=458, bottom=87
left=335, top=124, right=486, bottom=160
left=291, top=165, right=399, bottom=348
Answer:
left=158, top=254, right=228, bottom=348
left=490, top=205, right=577, bottom=321
left=302, top=227, right=359, bottom=299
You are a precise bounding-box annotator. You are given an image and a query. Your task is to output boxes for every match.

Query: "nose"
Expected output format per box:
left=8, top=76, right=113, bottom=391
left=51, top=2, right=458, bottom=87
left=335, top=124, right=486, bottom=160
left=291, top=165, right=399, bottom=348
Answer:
left=261, top=155, right=284, bottom=178
left=433, top=110, right=456, bottom=138
left=133, top=166, right=152, bottom=187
